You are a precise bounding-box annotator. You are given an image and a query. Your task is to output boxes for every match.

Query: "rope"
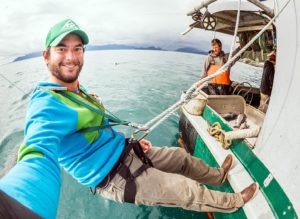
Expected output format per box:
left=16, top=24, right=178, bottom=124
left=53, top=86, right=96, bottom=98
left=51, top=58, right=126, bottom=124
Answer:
left=133, top=0, right=291, bottom=139
left=0, top=73, right=26, bottom=94
left=2, top=0, right=292, bottom=142
left=228, top=0, right=241, bottom=61
left=207, top=122, right=232, bottom=149
left=224, top=126, right=260, bottom=140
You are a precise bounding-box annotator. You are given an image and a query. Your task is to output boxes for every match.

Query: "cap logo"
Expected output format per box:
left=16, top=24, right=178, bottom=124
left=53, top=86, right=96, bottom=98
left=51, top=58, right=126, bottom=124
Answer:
left=62, top=20, right=79, bottom=31
left=45, top=19, right=89, bottom=47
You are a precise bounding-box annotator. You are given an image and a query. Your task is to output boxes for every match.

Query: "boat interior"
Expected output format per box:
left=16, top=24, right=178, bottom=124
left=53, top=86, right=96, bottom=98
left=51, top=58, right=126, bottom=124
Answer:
left=201, top=81, right=261, bottom=107
left=187, top=0, right=276, bottom=148
left=202, top=93, right=264, bottom=147
left=187, top=1, right=276, bottom=64
left=179, top=1, right=300, bottom=217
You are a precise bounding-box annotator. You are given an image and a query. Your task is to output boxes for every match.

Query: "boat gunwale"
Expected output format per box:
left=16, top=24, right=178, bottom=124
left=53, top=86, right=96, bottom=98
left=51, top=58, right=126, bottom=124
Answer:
left=181, top=103, right=297, bottom=218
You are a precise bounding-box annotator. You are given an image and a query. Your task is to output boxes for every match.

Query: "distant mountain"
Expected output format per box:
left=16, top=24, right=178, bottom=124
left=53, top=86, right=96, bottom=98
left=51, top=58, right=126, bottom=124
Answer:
left=135, top=46, right=162, bottom=51
left=86, top=44, right=136, bottom=50
left=175, top=47, right=207, bottom=55
left=14, top=51, right=42, bottom=62
left=86, top=44, right=163, bottom=51
left=13, top=44, right=203, bottom=62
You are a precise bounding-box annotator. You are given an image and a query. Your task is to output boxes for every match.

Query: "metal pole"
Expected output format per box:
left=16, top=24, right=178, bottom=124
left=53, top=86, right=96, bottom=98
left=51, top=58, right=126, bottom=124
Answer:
left=247, top=0, right=274, bottom=18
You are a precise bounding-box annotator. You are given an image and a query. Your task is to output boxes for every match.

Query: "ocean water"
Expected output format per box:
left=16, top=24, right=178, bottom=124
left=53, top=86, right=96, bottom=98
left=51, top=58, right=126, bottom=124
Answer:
left=0, top=50, right=262, bottom=218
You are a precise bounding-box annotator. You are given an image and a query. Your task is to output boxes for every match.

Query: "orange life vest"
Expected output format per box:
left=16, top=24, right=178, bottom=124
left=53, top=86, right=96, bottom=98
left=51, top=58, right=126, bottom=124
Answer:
left=207, top=64, right=230, bottom=85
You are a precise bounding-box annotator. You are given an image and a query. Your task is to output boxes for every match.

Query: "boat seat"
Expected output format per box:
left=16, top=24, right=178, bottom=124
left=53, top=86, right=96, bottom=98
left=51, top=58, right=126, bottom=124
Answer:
left=207, top=95, right=246, bottom=115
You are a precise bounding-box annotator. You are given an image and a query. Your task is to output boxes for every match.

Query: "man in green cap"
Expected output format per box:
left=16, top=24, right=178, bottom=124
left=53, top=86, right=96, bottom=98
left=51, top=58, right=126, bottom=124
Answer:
left=43, top=19, right=89, bottom=86
left=0, top=19, right=90, bottom=219
left=0, top=19, right=259, bottom=218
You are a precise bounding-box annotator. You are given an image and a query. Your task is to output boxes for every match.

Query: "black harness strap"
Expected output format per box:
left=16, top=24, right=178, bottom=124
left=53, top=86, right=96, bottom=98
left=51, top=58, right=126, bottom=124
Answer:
left=118, top=161, right=151, bottom=203
left=96, top=139, right=153, bottom=203
left=118, top=164, right=136, bottom=203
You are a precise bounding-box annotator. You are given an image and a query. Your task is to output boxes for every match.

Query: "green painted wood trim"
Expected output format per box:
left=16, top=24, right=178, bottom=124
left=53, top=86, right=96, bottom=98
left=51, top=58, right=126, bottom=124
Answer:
left=199, top=105, right=298, bottom=219
left=193, top=136, right=247, bottom=219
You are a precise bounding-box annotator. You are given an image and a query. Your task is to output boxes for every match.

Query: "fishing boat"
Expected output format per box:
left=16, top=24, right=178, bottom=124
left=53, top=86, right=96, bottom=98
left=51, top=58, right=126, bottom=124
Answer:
left=178, top=0, right=299, bottom=218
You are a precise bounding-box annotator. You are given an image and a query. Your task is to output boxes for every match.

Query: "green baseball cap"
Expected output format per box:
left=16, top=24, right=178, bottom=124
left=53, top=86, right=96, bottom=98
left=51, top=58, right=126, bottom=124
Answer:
left=45, top=19, right=89, bottom=48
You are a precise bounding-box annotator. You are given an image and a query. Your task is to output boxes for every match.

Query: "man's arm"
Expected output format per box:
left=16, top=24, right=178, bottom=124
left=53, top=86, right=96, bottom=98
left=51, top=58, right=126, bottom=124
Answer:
left=260, top=61, right=274, bottom=95
left=269, top=72, right=275, bottom=90
left=0, top=154, right=61, bottom=219
left=200, top=55, right=210, bottom=79
left=0, top=90, right=77, bottom=219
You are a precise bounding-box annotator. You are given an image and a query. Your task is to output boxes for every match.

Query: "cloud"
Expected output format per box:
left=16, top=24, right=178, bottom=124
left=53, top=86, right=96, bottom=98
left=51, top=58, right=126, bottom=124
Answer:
left=0, top=0, right=231, bottom=58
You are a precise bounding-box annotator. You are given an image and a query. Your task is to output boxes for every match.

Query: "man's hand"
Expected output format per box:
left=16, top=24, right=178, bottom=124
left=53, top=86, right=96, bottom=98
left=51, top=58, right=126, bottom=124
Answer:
left=139, top=138, right=152, bottom=153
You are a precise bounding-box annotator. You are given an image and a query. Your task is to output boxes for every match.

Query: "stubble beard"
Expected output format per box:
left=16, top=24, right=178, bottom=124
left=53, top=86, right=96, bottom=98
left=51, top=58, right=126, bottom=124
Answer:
left=49, top=61, right=83, bottom=83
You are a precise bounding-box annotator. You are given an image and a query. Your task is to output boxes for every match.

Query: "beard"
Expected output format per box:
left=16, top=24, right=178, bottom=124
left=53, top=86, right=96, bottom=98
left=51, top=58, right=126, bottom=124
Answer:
left=48, top=60, right=83, bottom=83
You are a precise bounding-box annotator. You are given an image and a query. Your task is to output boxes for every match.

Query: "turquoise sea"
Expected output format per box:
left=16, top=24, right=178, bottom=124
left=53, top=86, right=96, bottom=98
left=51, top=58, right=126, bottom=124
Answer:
left=0, top=50, right=262, bottom=218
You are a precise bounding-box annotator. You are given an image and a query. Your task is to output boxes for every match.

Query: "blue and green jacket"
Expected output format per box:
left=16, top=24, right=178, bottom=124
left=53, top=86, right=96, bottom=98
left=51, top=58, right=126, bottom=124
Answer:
left=0, top=81, right=125, bottom=218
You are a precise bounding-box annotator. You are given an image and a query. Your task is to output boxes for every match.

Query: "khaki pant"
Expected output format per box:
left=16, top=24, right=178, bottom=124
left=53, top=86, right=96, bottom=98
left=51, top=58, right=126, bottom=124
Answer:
left=259, top=93, right=270, bottom=112
left=97, top=147, right=244, bottom=213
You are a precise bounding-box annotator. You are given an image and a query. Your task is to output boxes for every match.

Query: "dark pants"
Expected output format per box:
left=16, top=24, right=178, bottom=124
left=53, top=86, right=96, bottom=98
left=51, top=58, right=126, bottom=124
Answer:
left=0, top=190, right=41, bottom=219
left=208, top=84, right=231, bottom=95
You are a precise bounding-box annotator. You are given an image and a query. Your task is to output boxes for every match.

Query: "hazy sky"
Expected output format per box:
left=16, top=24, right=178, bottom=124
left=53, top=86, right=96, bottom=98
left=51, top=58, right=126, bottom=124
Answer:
left=0, top=0, right=232, bottom=59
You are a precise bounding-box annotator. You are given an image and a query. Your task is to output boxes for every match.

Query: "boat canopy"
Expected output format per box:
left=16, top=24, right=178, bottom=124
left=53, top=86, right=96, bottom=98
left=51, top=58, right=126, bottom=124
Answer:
left=186, top=0, right=276, bottom=63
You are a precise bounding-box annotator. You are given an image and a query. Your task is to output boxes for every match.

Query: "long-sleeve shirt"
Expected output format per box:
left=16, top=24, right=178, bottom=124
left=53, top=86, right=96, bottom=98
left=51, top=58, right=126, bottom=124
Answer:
left=0, top=81, right=126, bottom=218
left=0, top=92, right=62, bottom=219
